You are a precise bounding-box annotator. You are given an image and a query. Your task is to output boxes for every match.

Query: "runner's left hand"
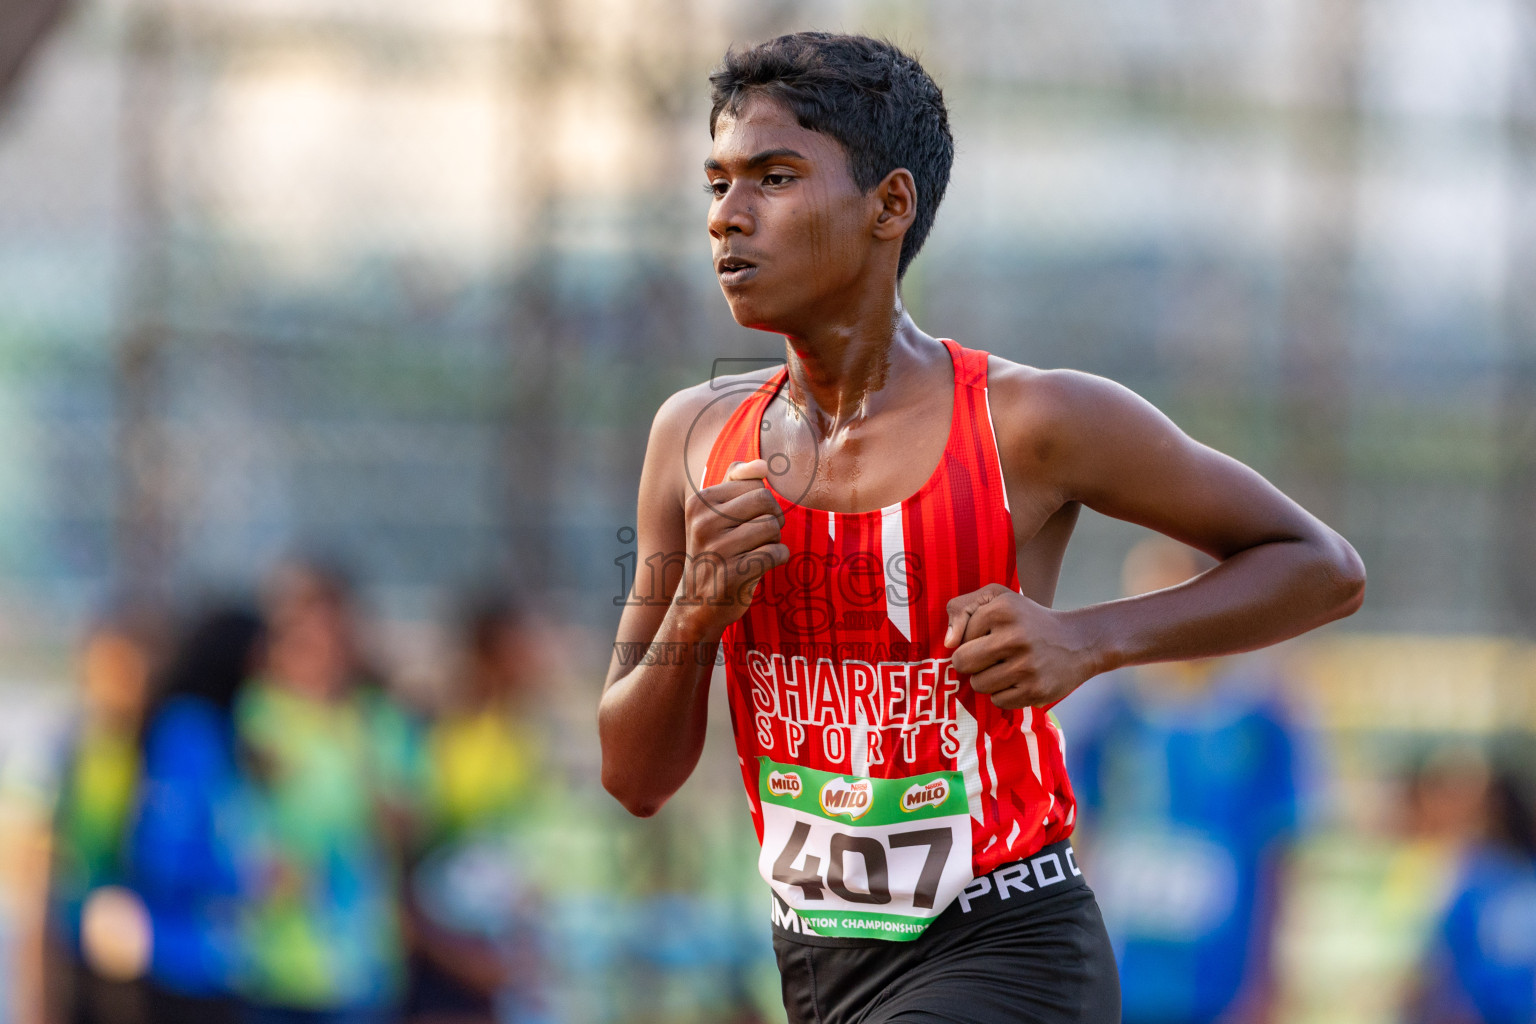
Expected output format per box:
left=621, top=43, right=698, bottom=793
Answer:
left=943, top=584, right=1101, bottom=709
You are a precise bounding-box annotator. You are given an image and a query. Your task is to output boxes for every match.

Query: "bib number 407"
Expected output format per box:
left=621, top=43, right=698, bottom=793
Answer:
left=770, top=821, right=953, bottom=909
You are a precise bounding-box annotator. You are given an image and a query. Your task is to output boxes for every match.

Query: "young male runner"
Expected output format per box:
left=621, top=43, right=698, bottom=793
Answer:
left=598, top=32, right=1365, bottom=1024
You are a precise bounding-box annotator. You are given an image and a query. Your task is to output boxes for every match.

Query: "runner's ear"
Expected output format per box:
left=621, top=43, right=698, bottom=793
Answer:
left=872, top=168, right=917, bottom=242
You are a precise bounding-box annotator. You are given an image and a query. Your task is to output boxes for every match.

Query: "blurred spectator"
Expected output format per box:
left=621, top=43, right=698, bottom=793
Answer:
left=45, top=613, right=157, bottom=1024
left=235, top=560, right=413, bottom=1024
left=1398, top=745, right=1494, bottom=858
left=1405, top=760, right=1536, bottom=1024
left=1069, top=538, right=1305, bottom=1024
left=267, top=560, right=425, bottom=840
left=405, top=590, right=545, bottom=1024
left=129, top=604, right=265, bottom=1024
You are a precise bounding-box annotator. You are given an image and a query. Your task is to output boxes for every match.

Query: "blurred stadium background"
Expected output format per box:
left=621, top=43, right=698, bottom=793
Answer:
left=0, top=0, right=1533, bottom=1022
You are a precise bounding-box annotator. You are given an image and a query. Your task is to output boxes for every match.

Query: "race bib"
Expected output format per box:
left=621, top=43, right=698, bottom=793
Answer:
left=757, top=757, right=973, bottom=941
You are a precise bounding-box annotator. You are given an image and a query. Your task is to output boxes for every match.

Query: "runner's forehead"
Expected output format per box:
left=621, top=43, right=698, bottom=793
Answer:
left=707, top=97, right=835, bottom=172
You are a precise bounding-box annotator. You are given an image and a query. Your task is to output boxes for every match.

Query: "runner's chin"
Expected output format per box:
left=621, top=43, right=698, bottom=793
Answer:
left=719, top=278, right=780, bottom=332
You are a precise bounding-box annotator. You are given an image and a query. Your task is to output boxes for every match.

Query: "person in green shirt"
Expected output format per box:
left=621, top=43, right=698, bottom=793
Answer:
left=45, top=613, right=157, bottom=1024
left=236, top=560, right=416, bottom=1024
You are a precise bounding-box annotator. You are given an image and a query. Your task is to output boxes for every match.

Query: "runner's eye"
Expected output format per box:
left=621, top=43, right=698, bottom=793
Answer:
left=763, top=174, right=793, bottom=187
left=705, top=181, right=729, bottom=197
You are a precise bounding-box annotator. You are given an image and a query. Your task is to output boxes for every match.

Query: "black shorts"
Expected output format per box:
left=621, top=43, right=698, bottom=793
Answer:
left=773, top=847, right=1121, bottom=1024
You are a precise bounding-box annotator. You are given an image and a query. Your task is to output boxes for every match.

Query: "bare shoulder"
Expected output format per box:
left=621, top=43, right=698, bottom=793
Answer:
left=653, top=367, right=778, bottom=435
left=984, top=355, right=1165, bottom=470
left=647, top=366, right=780, bottom=501
left=651, top=367, right=779, bottom=454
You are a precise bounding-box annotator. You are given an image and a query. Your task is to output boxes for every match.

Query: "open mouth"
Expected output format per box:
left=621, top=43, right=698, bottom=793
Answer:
left=716, top=256, right=758, bottom=285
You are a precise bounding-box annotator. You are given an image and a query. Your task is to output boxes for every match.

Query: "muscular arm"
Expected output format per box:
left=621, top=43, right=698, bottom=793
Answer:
left=949, top=366, right=1365, bottom=707
left=598, top=388, right=787, bottom=817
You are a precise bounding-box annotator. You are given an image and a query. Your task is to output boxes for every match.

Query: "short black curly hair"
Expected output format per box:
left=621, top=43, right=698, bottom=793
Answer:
left=709, top=32, right=954, bottom=280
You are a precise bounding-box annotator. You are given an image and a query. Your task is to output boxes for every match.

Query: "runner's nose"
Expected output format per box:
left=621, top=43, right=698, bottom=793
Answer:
left=708, top=182, right=754, bottom=239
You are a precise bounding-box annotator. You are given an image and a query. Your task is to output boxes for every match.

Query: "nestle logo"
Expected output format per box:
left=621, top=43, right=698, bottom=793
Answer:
left=901, top=778, right=950, bottom=812
left=767, top=770, right=802, bottom=798
left=819, top=777, right=874, bottom=820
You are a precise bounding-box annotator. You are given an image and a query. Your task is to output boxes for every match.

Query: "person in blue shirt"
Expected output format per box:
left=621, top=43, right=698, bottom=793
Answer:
left=130, top=604, right=265, bottom=1024
left=1407, top=764, right=1536, bottom=1024
left=1068, top=538, right=1304, bottom=1024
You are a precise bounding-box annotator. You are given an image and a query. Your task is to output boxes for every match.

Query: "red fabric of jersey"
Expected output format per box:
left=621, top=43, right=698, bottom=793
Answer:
left=702, top=340, right=1077, bottom=878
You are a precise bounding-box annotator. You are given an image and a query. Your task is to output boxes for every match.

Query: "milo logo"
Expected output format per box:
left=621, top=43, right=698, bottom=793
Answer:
left=901, top=778, right=950, bottom=812
left=819, top=777, right=874, bottom=820
left=767, top=770, right=802, bottom=798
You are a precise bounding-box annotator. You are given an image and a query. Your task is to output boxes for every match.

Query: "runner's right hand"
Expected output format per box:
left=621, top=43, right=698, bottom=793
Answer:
left=678, top=459, right=789, bottom=633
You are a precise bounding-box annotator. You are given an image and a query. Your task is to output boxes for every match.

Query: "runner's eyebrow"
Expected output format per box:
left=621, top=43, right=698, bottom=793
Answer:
left=705, top=148, right=810, bottom=172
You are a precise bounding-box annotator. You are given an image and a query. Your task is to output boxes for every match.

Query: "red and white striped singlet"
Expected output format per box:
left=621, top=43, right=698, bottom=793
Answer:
left=703, top=340, right=1077, bottom=941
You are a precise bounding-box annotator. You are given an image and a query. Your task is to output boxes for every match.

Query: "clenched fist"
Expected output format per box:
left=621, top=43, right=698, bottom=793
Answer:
left=943, top=583, right=1104, bottom=709
left=677, top=459, right=790, bottom=635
